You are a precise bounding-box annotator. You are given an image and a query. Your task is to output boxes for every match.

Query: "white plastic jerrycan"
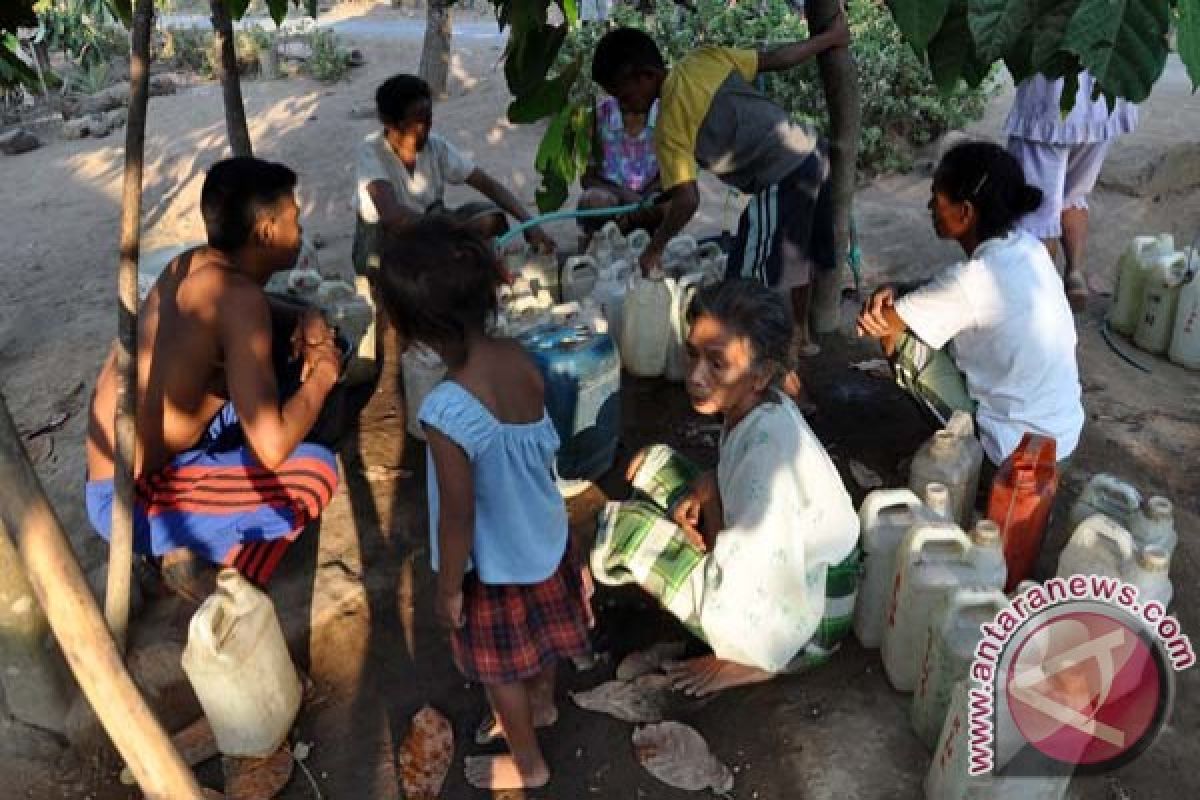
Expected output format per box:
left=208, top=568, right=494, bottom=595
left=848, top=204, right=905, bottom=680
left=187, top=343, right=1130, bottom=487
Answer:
left=593, top=261, right=630, bottom=338
left=882, top=523, right=973, bottom=691
left=182, top=569, right=302, bottom=758
left=854, top=488, right=923, bottom=649
left=627, top=228, right=652, bottom=258
left=1123, top=545, right=1173, bottom=609
left=1131, top=495, right=1176, bottom=558
left=1056, top=514, right=1135, bottom=579
left=1169, top=271, right=1200, bottom=369
left=912, top=588, right=1008, bottom=750
left=663, top=234, right=698, bottom=274
left=925, top=681, right=1072, bottom=800
left=1133, top=252, right=1188, bottom=354
left=1109, top=233, right=1175, bottom=336
left=664, top=272, right=705, bottom=383
left=1067, top=473, right=1142, bottom=532
left=909, top=412, right=984, bottom=528
left=619, top=268, right=673, bottom=377
left=561, top=255, right=601, bottom=303
left=401, top=343, right=447, bottom=440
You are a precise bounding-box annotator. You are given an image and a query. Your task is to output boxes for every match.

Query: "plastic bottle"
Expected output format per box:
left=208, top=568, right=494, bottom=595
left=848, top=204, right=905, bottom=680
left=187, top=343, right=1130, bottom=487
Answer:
left=627, top=229, right=651, bottom=258
left=1130, top=495, right=1177, bottom=558
left=401, top=343, right=447, bottom=440
left=1133, top=252, right=1188, bottom=354
left=854, top=488, right=924, bottom=648
left=181, top=569, right=302, bottom=758
left=664, top=273, right=704, bottom=382
left=561, top=255, right=600, bottom=303
left=1123, top=545, right=1173, bottom=609
left=925, top=681, right=1071, bottom=800
left=987, top=433, right=1059, bottom=591
left=664, top=234, right=698, bottom=274
left=908, top=411, right=984, bottom=528
left=912, top=588, right=1008, bottom=750
left=968, top=520, right=1008, bottom=591
left=1109, top=233, right=1174, bottom=335
left=619, top=269, right=672, bottom=377
left=1169, top=272, right=1200, bottom=369
left=1067, top=473, right=1142, bottom=532
left=593, top=262, right=629, bottom=338
left=1056, top=514, right=1135, bottom=579
left=882, top=523, right=973, bottom=692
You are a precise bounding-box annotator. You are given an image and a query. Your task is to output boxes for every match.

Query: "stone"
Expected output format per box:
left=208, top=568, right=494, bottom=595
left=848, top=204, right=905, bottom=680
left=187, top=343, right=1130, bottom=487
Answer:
left=62, top=118, right=91, bottom=140
left=1100, top=139, right=1200, bottom=198
left=0, top=712, right=67, bottom=761
left=0, top=128, right=41, bottom=155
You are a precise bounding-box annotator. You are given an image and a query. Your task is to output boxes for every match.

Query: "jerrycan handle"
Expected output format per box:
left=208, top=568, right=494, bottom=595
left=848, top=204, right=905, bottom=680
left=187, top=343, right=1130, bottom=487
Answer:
left=563, top=255, right=599, bottom=283
left=859, top=488, right=922, bottom=529
left=909, top=527, right=971, bottom=559
left=945, top=587, right=1008, bottom=618
left=1074, top=514, right=1136, bottom=563
left=1012, top=433, right=1057, bottom=473
left=1091, top=475, right=1142, bottom=512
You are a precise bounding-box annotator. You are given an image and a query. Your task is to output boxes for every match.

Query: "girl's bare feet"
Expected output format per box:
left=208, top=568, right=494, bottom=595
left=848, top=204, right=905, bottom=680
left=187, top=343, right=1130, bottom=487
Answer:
left=464, top=753, right=550, bottom=790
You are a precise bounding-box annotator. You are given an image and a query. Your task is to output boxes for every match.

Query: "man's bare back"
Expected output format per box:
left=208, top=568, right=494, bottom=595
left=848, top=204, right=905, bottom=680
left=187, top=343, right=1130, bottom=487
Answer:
left=87, top=247, right=276, bottom=480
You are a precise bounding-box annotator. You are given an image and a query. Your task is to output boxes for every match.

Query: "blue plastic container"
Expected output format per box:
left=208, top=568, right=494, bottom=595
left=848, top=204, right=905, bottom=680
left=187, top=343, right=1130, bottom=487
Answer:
left=518, top=324, right=621, bottom=481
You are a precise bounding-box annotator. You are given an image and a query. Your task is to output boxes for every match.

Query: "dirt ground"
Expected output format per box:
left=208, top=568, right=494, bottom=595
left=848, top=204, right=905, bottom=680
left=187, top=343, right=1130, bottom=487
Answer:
left=1, top=3, right=1198, bottom=798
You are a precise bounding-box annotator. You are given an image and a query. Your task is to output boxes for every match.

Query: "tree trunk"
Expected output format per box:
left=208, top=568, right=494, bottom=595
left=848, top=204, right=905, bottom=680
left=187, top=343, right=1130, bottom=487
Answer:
left=0, top=397, right=206, bottom=799
left=807, top=0, right=861, bottom=335
left=105, top=0, right=157, bottom=653
left=210, top=0, right=253, bottom=157
left=419, top=0, right=453, bottom=99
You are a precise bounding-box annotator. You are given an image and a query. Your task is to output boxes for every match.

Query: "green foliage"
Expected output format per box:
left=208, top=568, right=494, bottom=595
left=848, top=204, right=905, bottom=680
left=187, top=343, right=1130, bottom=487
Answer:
left=889, top=0, right=1189, bottom=107
left=162, top=27, right=217, bottom=74
left=305, top=27, right=349, bottom=82
left=64, top=59, right=111, bottom=93
left=36, top=0, right=127, bottom=71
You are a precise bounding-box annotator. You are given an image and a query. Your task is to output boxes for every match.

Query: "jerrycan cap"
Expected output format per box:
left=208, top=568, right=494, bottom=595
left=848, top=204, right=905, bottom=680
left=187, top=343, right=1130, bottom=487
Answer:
left=1138, top=545, right=1170, bottom=572
left=931, top=430, right=958, bottom=455
left=1146, top=496, right=1173, bottom=519
left=971, top=519, right=1001, bottom=547
left=924, top=482, right=950, bottom=517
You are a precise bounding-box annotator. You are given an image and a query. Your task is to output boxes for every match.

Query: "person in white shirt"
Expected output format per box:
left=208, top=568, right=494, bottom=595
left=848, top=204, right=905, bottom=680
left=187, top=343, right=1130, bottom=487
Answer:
left=352, top=74, right=554, bottom=274
left=856, top=140, right=1084, bottom=468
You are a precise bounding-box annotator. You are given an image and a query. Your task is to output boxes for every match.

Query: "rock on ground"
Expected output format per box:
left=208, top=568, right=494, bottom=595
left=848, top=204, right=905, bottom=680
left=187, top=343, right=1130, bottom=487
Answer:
left=0, top=128, right=41, bottom=155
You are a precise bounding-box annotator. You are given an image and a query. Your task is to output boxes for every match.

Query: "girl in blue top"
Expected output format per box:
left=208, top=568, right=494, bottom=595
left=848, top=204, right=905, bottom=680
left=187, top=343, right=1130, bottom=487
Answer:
left=376, top=219, right=591, bottom=792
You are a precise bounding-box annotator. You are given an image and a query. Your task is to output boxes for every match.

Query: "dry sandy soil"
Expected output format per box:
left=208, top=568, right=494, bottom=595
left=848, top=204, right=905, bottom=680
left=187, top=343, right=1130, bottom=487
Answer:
left=1, top=3, right=1198, bottom=798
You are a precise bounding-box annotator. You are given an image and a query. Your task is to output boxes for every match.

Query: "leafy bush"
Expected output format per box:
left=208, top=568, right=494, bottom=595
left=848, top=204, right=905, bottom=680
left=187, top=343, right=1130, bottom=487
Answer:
left=569, top=0, right=996, bottom=176
left=64, top=60, right=111, bottom=94
left=304, top=27, right=349, bottom=82
left=35, top=0, right=127, bottom=72
left=162, top=27, right=216, bottom=75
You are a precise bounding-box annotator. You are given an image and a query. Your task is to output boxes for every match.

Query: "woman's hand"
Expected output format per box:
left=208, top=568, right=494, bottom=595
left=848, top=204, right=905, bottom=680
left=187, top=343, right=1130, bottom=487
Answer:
left=672, top=471, right=719, bottom=552
left=856, top=285, right=897, bottom=338
left=436, top=588, right=465, bottom=632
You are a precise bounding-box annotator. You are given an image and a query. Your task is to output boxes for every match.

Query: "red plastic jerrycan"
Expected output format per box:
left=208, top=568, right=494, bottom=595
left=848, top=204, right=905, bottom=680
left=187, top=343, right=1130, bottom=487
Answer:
left=987, top=433, right=1059, bottom=591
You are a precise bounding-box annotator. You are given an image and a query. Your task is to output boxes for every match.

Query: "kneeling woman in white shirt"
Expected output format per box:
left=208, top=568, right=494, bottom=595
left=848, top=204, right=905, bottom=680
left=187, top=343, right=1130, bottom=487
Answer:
left=856, top=140, right=1084, bottom=468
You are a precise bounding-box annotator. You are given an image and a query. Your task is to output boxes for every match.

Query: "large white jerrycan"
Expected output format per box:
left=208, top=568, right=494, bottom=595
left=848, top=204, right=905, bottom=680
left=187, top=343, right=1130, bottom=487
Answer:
left=561, top=255, right=601, bottom=303
left=1133, top=252, right=1188, bottom=354
left=619, top=269, right=672, bottom=377
left=593, top=261, right=630, bottom=338
left=1056, top=513, right=1135, bottom=579
left=182, top=569, right=302, bottom=758
left=908, top=412, right=984, bottom=528
left=925, top=681, right=1072, bottom=800
left=854, top=488, right=923, bottom=649
left=1067, top=473, right=1142, bottom=532
left=1123, top=545, right=1174, bottom=609
left=664, top=272, right=705, bottom=382
left=882, top=523, right=973, bottom=691
left=401, top=343, right=447, bottom=440
left=912, top=588, right=1008, bottom=750
left=1109, top=234, right=1174, bottom=335
left=1169, top=271, right=1200, bottom=369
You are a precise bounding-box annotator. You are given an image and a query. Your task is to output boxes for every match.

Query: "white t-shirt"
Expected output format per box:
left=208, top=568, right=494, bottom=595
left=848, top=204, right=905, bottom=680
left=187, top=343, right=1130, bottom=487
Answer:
left=354, top=131, right=475, bottom=223
left=894, top=231, right=1084, bottom=464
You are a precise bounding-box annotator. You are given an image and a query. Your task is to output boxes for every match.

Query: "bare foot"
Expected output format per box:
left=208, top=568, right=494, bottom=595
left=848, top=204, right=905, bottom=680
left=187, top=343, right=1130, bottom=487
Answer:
left=474, top=705, right=558, bottom=745
left=464, top=753, right=550, bottom=790
left=664, top=655, right=776, bottom=697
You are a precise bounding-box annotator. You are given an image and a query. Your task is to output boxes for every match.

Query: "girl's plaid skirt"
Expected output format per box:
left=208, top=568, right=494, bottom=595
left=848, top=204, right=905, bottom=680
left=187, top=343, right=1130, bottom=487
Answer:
left=452, top=556, right=591, bottom=685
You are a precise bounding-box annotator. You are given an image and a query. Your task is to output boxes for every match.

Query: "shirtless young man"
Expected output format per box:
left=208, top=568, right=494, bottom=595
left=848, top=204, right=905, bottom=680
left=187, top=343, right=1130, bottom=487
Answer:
left=86, top=157, right=341, bottom=596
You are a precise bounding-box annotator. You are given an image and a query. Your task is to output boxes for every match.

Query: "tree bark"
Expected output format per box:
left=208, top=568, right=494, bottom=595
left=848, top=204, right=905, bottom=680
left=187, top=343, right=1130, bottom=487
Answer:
left=210, top=0, right=253, bottom=157
left=807, top=0, right=861, bottom=334
left=0, top=396, right=206, bottom=799
left=105, top=0, right=156, bottom=653
left=419, top=0, right=453, bottom=99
